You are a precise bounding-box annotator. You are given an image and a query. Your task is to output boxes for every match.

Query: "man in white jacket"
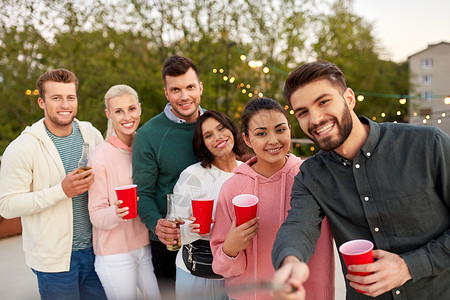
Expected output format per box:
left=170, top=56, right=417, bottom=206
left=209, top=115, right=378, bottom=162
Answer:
left=0, top=69, right=106, bottom=300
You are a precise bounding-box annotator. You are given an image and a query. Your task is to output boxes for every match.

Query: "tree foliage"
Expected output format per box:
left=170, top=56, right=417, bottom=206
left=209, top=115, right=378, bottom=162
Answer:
left=0, top=0, right=409, bottom=156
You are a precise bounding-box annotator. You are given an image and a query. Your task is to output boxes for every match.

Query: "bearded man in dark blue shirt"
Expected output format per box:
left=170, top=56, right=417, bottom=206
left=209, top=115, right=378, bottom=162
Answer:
left=271, top=61, right=450, bottom=300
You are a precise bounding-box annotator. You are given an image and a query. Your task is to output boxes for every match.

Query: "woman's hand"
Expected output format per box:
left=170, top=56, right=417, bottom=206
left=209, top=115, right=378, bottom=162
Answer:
left=114, top=200, right=129, bottom=222
left=188, top=215, right=214, bottom=237
left=222, top=217, right=259, bottom=257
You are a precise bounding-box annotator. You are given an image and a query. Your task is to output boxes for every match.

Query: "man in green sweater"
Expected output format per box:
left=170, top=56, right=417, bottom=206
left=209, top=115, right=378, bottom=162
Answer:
left=132, top=55, right=203, bottom=295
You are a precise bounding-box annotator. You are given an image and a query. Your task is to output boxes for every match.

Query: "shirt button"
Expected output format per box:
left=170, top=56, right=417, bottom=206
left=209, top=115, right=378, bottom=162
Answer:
left=374, top=227, right=380, bottom=232
left=355, top=164, right=360, bottom=169
left=395, top=290, right=400, bottom=295
left=366, top=152, right=371, bottom=157
left=364, top=197, right=369, bottom=201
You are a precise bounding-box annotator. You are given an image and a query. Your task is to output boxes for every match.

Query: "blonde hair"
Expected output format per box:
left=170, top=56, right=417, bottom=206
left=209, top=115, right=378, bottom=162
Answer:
left=104, top=84, right=140, bottom=139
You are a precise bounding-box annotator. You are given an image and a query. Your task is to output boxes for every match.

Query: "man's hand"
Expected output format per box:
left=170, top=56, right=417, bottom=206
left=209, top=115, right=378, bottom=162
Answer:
left=222, top=217, right=259, bottom=257
left=346, top=249, right=412, bottom=297
left=155, top=218, right=185, bottom=245
left=62, top=168, right=94, bottom=198
left=271, top=256, right=309, bottom=300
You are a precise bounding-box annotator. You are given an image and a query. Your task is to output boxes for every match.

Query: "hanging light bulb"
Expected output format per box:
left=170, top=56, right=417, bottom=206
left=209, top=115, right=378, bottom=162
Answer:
left=240, top=55, right=247, bottom=61
left=444, top=96, right=450, bottom=105
left=263, top=67, right=270, bottom=73
left=357, top=95, right=364, bottom=101
left=399, top=98, right=407, bottom=105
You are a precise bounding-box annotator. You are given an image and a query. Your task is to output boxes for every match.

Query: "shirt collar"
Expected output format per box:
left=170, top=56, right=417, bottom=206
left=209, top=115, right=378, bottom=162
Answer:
left=359, top=116, right=380, bottom=159
left=163, top=103, right=204, bottom=124
left=108, top=132, right=132, bottom=154
left=327, top=116, right=380, bottom=165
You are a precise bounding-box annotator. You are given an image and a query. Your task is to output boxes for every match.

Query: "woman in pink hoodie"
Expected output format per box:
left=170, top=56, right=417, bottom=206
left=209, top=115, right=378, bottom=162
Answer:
left=88, top=85, right=160, bottom=300
left=210, top=98, right=334, bottom=300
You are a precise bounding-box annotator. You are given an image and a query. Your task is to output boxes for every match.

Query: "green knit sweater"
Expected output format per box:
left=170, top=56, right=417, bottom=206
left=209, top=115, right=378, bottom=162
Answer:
left=132, top=112, right=199, bottom=241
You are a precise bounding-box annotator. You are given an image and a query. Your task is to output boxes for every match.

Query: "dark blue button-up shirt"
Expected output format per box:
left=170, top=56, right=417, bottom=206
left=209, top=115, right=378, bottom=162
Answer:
left=273, top=117, right=450, bottom=299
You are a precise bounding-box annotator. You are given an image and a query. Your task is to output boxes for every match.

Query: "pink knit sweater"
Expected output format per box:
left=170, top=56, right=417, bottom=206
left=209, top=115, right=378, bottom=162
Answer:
left=210, top=154, right=335, bottom=300
left=88, top=136, right=149, bottom=256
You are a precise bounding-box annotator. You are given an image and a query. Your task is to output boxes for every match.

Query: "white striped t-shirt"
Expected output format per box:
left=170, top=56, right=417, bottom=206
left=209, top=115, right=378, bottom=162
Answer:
left=46, top=122, right=92, bottom=250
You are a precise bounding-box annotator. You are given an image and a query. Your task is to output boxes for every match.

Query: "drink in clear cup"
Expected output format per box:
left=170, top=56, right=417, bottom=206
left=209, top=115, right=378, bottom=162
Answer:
left=232, top=194, right=259, bottom=226
left=192, top=198, right=214, bottom=234
left=114, top=184, right=138, bottom=219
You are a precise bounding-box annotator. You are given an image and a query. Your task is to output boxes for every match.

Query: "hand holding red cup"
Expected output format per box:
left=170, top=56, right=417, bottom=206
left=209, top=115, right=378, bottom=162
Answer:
left=114, top=184, right=138, bottom=220
left=232, top=194, right=259, bottom=226
left=339, top=239, right=374, bottom=293
left=191, top=198, right=215, bottom=234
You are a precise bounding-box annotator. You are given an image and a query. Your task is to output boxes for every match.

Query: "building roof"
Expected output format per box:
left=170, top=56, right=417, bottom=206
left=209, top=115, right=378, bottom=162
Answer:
left=408, top=41, right=450, bottom=58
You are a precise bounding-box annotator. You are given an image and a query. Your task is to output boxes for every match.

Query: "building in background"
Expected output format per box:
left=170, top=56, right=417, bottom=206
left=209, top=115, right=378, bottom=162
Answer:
left=408, top=41, right=450, bottom=134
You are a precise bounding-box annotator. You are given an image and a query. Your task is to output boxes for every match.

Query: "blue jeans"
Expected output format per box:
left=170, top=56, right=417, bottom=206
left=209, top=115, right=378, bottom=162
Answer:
left=32, top=247, right=106, bottom=300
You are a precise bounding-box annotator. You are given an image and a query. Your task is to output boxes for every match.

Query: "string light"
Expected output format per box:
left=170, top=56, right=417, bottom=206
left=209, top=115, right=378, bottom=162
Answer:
left=25, top=89, right=39, bottom=96
left=399, top=98, right=407, bottom=105
left=357, top=95, right=364, bottom=101
left=445, top=96, right=450, bottom=105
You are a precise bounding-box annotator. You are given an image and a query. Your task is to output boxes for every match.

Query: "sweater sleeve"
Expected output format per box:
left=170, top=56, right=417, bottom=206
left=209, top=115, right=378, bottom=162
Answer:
left=88, top=148, right=121, bottom=230
left=132, top=129, right=163, bottom=234
left=0, top=138, right=67, bottom=219
left=210, top=181, right=248, bottom=278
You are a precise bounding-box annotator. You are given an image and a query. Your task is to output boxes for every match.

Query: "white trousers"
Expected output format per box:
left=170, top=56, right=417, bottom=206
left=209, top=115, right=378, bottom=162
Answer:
left=95, top=245, right=161, bottom=300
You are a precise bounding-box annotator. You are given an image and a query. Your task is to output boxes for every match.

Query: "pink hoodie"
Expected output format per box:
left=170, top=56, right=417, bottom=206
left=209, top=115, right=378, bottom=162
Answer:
left=210, top=154, right=334, bottom=300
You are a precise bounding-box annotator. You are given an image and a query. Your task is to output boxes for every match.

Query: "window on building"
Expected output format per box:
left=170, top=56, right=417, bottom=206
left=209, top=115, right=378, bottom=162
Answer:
left=421, top=92, right=433, bottom=102
left=421, top=58, right=433, bottom=69
left=421, top=75, right=432, bottom=85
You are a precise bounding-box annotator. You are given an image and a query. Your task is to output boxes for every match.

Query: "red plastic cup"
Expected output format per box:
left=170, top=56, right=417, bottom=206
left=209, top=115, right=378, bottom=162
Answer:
left=114, top=184, right=138, bottom=220
left=232, top=194, right=259, bottom=226
left=191, top=198, right=215, bottom=234
left=339, top=239, right=374, bottom=293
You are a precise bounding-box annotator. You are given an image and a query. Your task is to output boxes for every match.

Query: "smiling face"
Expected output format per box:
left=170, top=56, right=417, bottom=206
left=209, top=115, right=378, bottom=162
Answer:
left=38, top=81, right=78, bottom=136
left=201, top=117, right=235, bottom=160
left=244, top=109, right=291, bottom=175
left=105, top=94, right=141, bottom=144
left=164, top=68, right=203, bottom=123
left=290, top=79, right=354, bottom=152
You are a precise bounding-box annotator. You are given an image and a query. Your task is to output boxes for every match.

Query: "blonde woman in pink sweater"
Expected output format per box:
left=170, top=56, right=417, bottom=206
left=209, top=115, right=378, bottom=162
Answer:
left=88, top=85, right=160, bottom=300
left=210, top=98, right=334, bottom=300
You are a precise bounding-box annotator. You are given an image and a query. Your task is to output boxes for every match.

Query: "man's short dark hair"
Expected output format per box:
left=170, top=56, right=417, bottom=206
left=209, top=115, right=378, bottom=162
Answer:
left=161, top=55, right=199, bottom=85
left=36, top=69, right=78, bottom=100
left=284, top=61, right=347, bottom=104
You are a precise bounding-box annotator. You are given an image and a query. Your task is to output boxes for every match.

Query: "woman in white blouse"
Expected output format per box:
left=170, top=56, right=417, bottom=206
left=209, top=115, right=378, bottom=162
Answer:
left=173, top=110, right=246, bottom=300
